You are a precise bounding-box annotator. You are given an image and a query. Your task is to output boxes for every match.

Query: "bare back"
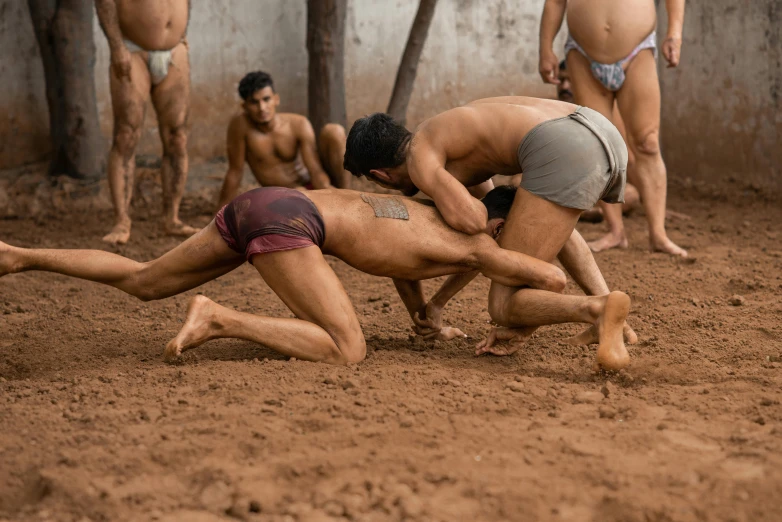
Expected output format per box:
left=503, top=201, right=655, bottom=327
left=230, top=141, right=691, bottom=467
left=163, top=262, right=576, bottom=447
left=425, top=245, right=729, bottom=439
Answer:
left=116, top=0, right=189, bottom=50
left=305, top=190, right=490, bottom=280
left=567, top=0, right=657, bottom=63
left=234, top=113, right=311, bottom=188
left=411, top=97, right=576, bottom=187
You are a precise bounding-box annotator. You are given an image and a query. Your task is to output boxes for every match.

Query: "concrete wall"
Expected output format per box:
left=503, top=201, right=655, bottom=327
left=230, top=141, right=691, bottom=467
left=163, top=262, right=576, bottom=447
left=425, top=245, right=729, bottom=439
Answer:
left=657, top=0, right=781, bottom=196
left=1, top=0, right=561, bottom=170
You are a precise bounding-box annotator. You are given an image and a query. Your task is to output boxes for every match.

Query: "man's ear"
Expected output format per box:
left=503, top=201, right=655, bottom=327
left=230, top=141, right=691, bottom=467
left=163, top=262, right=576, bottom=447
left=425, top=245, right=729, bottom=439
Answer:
left=369, top=169, right=391, bottom=182
left=492, top=219, right=505, bottom=239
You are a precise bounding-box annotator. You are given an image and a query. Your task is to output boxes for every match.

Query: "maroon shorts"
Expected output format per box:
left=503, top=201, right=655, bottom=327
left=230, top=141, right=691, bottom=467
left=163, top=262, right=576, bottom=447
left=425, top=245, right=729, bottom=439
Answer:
left=215, top=187, right=326, bottom=262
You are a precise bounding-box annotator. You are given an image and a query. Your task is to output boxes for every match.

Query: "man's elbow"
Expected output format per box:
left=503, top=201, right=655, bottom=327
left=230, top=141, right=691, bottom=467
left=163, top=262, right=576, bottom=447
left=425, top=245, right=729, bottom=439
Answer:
left=541, top=266, right=567, bottom=293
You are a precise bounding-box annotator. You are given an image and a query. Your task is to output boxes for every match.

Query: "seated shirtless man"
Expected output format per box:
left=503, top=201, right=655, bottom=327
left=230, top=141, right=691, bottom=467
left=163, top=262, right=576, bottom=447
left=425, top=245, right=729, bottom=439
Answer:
left=95, top=0, right=198, bottom=244
left=0, top=186, right=631, bottom=369
left=216, top=71, right=350, bottom=208
left=344, top=97, right=636, bottom=358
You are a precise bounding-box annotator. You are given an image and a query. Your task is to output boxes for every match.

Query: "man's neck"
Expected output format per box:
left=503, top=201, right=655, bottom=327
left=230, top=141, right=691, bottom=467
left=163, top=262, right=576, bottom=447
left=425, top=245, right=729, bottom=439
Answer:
left=252, top=114, right=279, bottom=134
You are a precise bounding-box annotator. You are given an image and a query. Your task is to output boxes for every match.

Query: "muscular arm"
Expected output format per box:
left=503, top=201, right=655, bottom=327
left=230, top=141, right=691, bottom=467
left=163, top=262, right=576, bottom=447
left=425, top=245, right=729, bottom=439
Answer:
left=393, top=279, right=427, bottom=320
left=467, top=179, right=495, bottom=199
left=538, top=0, right=567, bottom=84
left=94, top=0, right=125, bottom=52
left=217, top=116, right=247, bottom=209
left=474, top=236, right=566, bottom=291
left=296, top=119, right=332, bottom=190
left=556, top=230, right=610, bottom=295
left=409, top=141, right=487, bottom=235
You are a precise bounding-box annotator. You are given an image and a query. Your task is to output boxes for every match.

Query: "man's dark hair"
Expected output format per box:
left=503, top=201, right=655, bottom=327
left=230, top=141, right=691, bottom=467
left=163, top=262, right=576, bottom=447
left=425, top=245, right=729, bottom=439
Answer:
left=344, top=113, right=412, bottom=177
left=559, top=59, right=567, bottom=71
left=482, top=185, right=517, bottom=220
left=238, top=71, right=274, bottom=100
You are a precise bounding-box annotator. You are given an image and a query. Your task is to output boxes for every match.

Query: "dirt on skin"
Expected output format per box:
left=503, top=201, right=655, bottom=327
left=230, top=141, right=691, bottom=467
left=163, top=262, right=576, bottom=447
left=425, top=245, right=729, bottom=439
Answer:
left=0, top=172, right=781, bottom=522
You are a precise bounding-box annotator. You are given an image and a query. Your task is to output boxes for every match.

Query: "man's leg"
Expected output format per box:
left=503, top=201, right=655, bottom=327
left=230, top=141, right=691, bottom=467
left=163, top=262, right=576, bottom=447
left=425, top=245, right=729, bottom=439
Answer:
left=487, top=189, right=630, bottom=369
left=151, top=42, right=198, bottom=237
left=616, top=50, right=687, bottom=257
left=103, top=53, right=151, bottom=244
left=566, top=50, right=628, bottom=252
left=0, top=222, right=243, bottom=301
left=318, top=123, right=352, bottom=189
left=166, top=246, right=366, bottom=365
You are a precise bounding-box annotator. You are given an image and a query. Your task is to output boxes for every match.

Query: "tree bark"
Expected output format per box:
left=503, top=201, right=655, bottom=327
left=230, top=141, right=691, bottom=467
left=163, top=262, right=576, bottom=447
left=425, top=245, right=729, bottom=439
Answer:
left=306, top=0, right=347, bottom=135
left=387, top=0, right=439, bottom=126
left=28, top=0, right=105, bottom=182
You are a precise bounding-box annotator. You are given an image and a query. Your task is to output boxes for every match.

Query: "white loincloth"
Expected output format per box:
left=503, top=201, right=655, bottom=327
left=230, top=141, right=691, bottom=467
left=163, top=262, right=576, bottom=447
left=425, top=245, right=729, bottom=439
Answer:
left=124, top=39, right=174, bottom=85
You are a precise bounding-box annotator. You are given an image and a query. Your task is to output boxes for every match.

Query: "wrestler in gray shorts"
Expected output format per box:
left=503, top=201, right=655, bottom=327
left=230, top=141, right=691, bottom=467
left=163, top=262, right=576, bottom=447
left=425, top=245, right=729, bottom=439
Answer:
left=517, top=106, right=627, bottom=210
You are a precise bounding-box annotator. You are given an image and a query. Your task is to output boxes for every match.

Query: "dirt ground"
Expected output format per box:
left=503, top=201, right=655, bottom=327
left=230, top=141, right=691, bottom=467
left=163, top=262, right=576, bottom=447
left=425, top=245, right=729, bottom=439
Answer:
left=1, top=168, right=781, bottom=522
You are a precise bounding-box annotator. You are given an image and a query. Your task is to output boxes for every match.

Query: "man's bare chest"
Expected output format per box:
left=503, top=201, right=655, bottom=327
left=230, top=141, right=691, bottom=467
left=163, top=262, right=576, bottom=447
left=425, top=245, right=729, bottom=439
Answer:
left=246, top=131, right=299, bottom=163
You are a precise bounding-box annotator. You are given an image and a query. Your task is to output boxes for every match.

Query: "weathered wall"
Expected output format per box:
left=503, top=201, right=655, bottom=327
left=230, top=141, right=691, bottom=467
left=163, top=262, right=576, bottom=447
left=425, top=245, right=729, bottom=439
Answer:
left=1, top=0, right=561, bottom=170
left=657, top=0, right=781, bottom=196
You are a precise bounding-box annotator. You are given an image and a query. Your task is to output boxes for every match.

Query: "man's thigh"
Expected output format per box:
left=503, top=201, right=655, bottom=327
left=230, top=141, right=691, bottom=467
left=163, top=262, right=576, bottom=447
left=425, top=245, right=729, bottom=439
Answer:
left=616, top=50, right=661, bottom=149
left=566, top=50, right=615, bottom=118
left=109, top=53, right=151, bottom=127
left=151, top=42, right=191, bottom=128
left=253, top=246, right=364, bottom=352
left=489, top=188, right=581, bottom=304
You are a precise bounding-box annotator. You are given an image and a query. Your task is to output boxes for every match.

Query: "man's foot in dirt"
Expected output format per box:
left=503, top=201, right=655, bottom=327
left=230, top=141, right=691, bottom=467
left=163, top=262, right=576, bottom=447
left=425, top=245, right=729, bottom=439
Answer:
left=0, top=241, right=22, bottom=277
left=651, top=236, right=688, bottom=258
left=595, top=291, right=631, bottom=371
left=164, top=219, right=200, bottom=238
left=164, top=295, right=220, bottom=362
left=563, top=322, right=637, bottom=346
left=588, top=231, right=629, bottom=253
left=102, top=217, right=132, bottom=245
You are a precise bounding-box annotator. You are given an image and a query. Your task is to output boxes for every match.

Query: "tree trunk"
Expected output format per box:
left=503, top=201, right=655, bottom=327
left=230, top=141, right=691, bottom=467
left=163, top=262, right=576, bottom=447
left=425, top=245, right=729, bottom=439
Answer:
left=28, top=0, right=105, bottom=182
left=387, top=0, right=439, bottom=126
left=306, top=0, right=347, bottom=135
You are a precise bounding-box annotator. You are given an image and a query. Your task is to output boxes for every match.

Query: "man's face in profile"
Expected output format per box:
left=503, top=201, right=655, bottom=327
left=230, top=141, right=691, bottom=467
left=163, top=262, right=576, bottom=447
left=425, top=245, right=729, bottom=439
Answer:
left=557, top=68, right=574, bottom=103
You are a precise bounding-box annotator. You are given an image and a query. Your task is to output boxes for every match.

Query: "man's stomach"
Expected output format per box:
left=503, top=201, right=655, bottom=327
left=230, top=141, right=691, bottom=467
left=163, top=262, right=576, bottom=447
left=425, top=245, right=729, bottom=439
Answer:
left=566, top=0, right=657, bottom=64
left=248, top=161, right=312, bottom=189
left=117, top=0, right=188, bottom=50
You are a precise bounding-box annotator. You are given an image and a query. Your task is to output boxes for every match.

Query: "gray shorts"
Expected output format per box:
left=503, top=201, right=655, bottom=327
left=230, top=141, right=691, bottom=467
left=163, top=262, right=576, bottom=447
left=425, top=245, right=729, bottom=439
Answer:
left=517, top=106, right=627, bottom=211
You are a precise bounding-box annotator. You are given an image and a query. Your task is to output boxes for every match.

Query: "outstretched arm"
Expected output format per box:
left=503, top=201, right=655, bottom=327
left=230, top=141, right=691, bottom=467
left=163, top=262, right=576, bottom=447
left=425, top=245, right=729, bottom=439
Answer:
left=662, top=0, right=685, bottom=67
left=95, top=0, right=131, bottom=79
left=538, top=0, right=567, bottom=84
left=409, top=143, right=487, bottom=235
left=297, top=119, right=332, bottom=189
left=474, top=236, right=567, bottom=292
left=217, top=116, right=247, bottom=209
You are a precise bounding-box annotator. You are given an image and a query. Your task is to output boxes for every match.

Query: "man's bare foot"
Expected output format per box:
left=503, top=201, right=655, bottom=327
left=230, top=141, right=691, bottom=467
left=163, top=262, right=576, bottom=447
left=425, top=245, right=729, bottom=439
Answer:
left=588, top=232, right=629, bottom=253
left=164, top=220, right=200, bottom=238
left=102, top=218, right=132, bottom=245
left=0, top=241, right=22, bottom=277
left=563, top=322, right=637, bottom=346
left=164, top=295, right=221, bottom=362
left=595, top=291, right=631, bottom=371
left=650, top=236, right=688, bottom=258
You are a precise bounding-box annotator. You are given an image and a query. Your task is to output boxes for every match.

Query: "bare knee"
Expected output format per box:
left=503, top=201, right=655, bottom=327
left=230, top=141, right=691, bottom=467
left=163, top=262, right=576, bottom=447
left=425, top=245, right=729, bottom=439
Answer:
left=163, top=126, right=188, bottom=158
left=334, top=334, right=366, bottom=365
left=131, top=262, right=167, bottom=302
left=631, top=128, right=660, bottom=156
left=113, top=124, right=141, bottom=158
left=319, top=123, right=346, bottom=144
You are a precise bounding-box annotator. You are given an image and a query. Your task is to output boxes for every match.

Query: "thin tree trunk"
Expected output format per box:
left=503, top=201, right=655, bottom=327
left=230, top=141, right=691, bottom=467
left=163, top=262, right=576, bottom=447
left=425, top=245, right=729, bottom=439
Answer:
left=306, top=0, right=347, bottom=135
left=387, top=0, right=439, bottom=126
left=28, top=0, right=105, bottom=182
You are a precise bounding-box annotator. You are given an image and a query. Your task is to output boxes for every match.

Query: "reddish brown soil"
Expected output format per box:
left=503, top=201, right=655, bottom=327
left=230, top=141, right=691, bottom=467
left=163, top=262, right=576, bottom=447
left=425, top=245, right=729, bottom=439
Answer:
left=1, top=180, right=781, bottom=522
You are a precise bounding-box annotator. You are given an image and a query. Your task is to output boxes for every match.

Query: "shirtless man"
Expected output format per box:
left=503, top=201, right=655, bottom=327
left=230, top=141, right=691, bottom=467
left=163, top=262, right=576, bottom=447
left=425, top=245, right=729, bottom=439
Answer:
left=216, top=71, right=350, bottom=208
left=539, top=0, right=687, bottom=256
left=0, top=186, right=631, bottom=370
left=344, top=97, right=637, bottom=357
left=96, top=0, right=197, bottom=244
